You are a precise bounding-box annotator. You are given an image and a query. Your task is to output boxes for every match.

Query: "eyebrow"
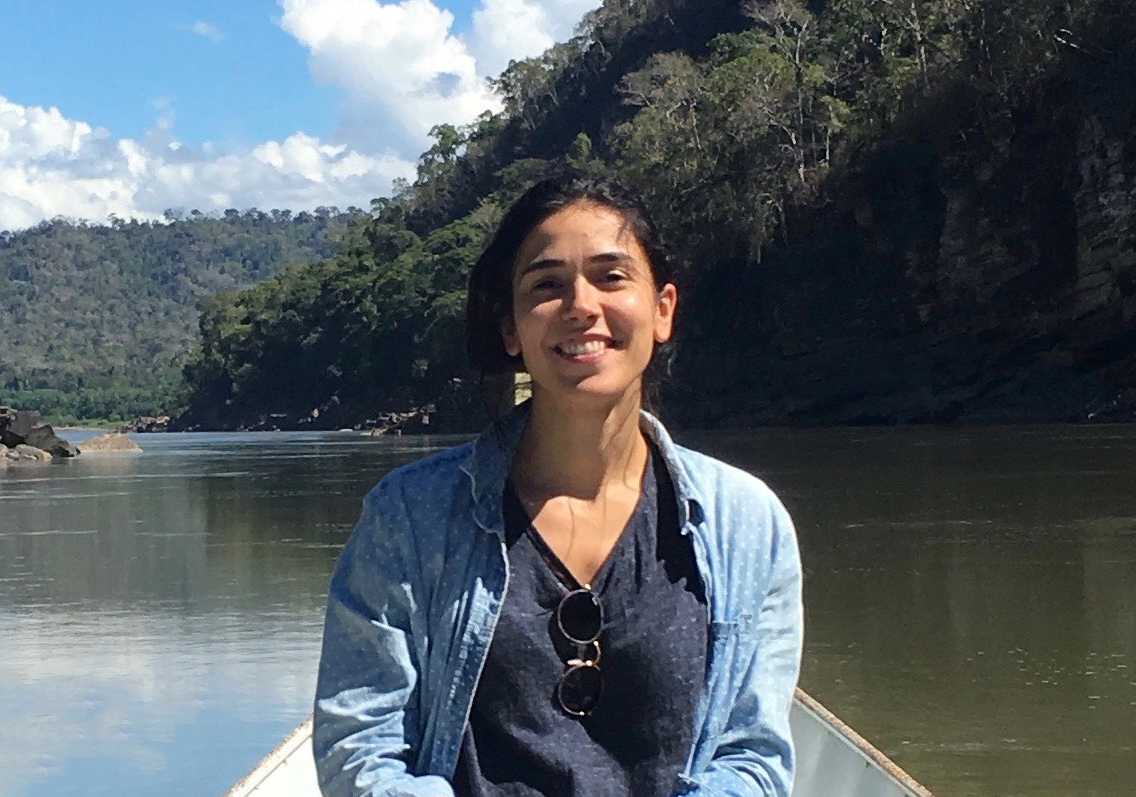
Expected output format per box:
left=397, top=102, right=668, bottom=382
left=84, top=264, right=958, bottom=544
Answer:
left=518, top=251, right=632, bottom=277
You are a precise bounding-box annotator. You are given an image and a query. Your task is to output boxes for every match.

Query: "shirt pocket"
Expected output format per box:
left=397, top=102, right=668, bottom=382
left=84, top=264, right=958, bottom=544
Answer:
left=698, top=613, right=760, bottom=748
left=709, top=611, right=756, bottom=644
left=706, top=613, right=758, bottom=701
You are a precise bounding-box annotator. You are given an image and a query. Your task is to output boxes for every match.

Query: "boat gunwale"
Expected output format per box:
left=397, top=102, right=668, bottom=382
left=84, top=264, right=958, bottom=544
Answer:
left=222, top=690, right=937, bottom=797
left=223, top=715, right=314, bottom=797
left=793, top=687, right=937, bottom=797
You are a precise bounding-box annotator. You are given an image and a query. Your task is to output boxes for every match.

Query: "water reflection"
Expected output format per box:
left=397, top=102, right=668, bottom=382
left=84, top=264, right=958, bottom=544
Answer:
left=683, top=424, right=1136, bottom=797
left=0, top=432, right=455, bottom=797
left=1, top=427, right=1134, bottom=797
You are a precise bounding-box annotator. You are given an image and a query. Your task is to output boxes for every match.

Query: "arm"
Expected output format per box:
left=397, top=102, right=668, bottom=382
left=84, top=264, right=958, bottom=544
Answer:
left=679, top=496, right=804, bottom=797
left=313, top=484, right=454, bottom=797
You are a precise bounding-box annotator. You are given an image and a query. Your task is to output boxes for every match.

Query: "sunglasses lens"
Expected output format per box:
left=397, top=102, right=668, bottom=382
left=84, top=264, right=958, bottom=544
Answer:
left=558, top=664, right=602, bottom=717
left=558, top=589, right=602, bottom=643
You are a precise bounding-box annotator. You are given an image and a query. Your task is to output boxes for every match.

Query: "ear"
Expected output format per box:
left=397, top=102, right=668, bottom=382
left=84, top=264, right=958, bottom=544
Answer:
left=653, top=283, right=677, bottom=344
left=501, top=318, right=522, bottom=357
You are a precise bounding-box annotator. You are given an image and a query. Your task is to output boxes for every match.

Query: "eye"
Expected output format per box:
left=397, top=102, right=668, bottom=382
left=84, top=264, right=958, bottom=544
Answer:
left=601, top=270, right=630, bottom=286
left=531, top=276, right=562, bottom=292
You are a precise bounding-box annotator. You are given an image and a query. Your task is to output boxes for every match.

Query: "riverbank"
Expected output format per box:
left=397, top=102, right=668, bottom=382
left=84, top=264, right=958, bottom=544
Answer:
left=166, top=384, right=1136, bottom=433
left=19, top=368, right=1136, bottom=434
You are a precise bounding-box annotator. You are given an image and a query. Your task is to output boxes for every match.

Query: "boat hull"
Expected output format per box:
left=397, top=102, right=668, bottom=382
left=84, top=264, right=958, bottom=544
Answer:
left=224, top=689, right=934, bottom=797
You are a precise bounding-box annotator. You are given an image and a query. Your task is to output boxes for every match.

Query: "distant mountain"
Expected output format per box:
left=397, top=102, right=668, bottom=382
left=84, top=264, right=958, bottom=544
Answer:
left=0, top=208, right=362, bottom=422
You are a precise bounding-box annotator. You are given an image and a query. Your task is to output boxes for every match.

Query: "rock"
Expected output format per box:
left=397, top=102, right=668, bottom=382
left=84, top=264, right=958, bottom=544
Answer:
left=6, top=444, right=52, bottom=462
left=361, top=403, right=438, bottom=436
left=119, top=415, right=169, bottom=433
left=80, top=433, right=142, bottom=454
left=0, top=406, right=79, bottom=457
left=0, top=407, right=42, bottom=448
left=23, top=425, right=80, bottom=458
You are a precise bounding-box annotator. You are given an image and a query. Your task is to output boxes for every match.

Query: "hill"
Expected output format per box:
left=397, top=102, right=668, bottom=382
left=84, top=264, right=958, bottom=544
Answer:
left=56, top=0, right=1136, bottom=429
left=177, top=0, right=1136, bottom=430
left=0, top=209, right=359, bottom=422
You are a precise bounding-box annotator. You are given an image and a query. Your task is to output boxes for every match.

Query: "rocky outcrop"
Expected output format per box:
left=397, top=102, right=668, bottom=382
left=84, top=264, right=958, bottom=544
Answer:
left=119, top=415, right=169, bottom=433
left=363, top=404, right=438, bottom=436
left=0, top=407, right=79, bottom=459
left=4, top=443, right=52, bottom=462
left=679, top=55, right=1136, bottom=427
left=1, top=406, right=36, bottom=447
left=172, top=377, right=480, bottom=433
left=80, top=433, right=142, bottom=454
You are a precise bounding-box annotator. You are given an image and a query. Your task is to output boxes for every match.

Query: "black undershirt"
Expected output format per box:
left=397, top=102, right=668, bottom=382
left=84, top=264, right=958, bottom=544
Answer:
left=452, top=448, right=709, bottom=797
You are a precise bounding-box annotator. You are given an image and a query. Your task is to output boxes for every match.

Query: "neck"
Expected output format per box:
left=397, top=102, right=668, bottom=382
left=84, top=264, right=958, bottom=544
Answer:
left=512, top=386, right=648, bottom=500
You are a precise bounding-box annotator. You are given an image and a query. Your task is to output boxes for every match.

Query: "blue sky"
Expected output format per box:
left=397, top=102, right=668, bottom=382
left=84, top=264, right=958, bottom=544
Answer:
left=0, top=0, right=598, bottom=230
left=1, top=2, right=333, bottom=147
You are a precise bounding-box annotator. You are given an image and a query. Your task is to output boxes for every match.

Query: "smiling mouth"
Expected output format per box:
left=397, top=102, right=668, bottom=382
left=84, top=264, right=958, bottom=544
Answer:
left=554, top=339, right=620, bottom=358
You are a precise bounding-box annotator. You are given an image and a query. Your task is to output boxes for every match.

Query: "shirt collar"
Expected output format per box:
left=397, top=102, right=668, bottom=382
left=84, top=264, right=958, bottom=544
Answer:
left=459, top=400, right=704, bottom=536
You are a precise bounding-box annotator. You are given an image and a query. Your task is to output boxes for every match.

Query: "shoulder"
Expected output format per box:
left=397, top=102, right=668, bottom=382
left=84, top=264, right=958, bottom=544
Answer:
left=363, top=441, right=475, bottom=511
left=353, top=442, right=477, bottom=551
left=669, top=444, right=797, bottom=574
left=645, top=412, right=782, bottom=511
left=346, top=441, right=476, bottom=573
left=671, top=444, right=787, bottom=514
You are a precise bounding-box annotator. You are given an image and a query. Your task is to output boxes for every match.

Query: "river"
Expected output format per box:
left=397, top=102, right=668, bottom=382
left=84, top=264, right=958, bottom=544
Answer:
left=1, top=426, right=1133, bottom=797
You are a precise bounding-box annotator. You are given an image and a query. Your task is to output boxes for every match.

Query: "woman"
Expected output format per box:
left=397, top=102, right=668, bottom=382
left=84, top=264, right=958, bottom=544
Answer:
left=314, top=173, right=802, bottom=797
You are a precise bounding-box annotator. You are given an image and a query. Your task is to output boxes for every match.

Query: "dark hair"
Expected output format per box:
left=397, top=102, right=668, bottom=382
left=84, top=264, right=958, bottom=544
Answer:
left=466, top=170, right=675, bottom=374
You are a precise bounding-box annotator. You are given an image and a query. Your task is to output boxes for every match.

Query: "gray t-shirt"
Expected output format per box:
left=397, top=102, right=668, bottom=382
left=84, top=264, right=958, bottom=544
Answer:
left=453, top=447, right=709, bottom=797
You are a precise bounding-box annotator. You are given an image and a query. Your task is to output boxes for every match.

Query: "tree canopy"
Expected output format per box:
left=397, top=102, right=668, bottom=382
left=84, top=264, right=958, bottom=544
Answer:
left=0, top=209, right=353, bottom=423
left=8, top=0, right=1133, bottom=426
left=177, top=0, right=1133, bottom=428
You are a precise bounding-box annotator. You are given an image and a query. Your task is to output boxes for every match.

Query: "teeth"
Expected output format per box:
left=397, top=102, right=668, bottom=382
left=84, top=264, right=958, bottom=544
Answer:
left=560, top=340, right=605, bottom=356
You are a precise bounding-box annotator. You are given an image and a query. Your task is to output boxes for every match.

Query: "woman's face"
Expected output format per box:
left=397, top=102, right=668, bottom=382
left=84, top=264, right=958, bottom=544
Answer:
left=502, top=202, right=676, bottom=409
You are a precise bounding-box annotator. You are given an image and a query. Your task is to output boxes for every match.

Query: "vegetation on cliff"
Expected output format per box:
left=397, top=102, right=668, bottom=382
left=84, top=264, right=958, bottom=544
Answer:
left=6, top=0, right=1131, bottom=427
left=177, top=0, right=1134, bottom=429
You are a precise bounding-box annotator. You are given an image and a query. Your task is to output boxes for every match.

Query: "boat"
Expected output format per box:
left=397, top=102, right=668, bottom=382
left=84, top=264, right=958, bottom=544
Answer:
left=223, top=688, right=936, bottom=797
left=789, top=690, right=935, bottom=797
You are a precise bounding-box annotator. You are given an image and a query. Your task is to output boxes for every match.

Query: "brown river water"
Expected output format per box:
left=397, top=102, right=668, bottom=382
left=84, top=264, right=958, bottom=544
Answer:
left=1, top=425, right=1133, bottom=797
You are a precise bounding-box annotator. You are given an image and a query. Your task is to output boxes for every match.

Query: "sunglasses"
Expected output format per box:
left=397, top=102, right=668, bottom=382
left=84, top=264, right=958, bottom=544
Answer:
left=556, top=587, right=604, bottom=717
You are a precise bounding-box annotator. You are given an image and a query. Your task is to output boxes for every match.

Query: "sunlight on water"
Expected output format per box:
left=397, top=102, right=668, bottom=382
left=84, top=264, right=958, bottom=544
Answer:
left=2, top=426, right=1134, bottom=797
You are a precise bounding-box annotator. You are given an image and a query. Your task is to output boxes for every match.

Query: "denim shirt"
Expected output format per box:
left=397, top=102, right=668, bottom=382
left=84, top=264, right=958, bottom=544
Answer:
left=314, top=405, right=803, bottom=797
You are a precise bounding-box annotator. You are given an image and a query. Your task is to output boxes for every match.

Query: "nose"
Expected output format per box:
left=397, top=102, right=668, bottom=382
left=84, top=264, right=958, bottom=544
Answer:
left=562, top=273, right=600, bottom=321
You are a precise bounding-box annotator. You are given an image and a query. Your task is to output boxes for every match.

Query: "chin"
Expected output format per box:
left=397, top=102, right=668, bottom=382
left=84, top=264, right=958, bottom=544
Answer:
left=538, top=376, right=643, bottom=408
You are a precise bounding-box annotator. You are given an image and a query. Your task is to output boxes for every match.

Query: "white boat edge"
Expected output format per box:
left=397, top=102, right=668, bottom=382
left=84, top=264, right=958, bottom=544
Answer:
left=789, top=689, right=936, bottom=797
left=223, top=688, right=936, bottom=797
left=225, top=714, right=316, bottom=797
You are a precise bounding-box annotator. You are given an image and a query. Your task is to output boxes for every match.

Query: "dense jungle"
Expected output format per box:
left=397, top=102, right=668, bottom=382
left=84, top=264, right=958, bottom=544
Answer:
left=0, top=209, right=355, bottom=423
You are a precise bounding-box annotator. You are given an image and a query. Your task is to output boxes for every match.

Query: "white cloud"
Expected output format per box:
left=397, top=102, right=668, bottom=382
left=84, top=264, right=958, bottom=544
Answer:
left=0, top=95, right=415, bottom=231
left=190, top=20, right=225, bottom=43
left=469, top=0, right=599, bottom=77
left=0, top=0, right=603, bottom=230
left=277, top=0, right=601, bottom=153
left=468, top=0, right=556, bottom=77
left=279, top=0, right=500, bottom=155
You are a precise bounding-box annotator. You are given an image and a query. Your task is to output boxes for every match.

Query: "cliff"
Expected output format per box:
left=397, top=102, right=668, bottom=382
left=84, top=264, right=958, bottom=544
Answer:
left=173, top=0, right=1136, bottom=430
left=680, top=49, right=1136, bottom=426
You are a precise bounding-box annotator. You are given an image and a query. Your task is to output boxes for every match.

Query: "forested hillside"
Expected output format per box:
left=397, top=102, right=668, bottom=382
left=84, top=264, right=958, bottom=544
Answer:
left=10, top=0, right=1125, bottom=429
left=0, top=209, right=357, bottom=422
left=176, top=0, right=1136, bottom=430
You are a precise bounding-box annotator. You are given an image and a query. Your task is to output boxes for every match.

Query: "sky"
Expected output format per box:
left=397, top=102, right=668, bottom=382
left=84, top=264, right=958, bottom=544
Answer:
left=0, top=0, right=600, bottom=231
